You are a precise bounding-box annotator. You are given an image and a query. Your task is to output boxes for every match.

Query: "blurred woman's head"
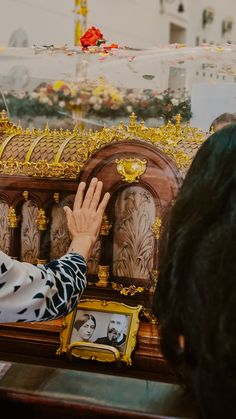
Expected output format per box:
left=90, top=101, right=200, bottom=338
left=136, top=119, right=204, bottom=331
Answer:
left=153, top=124, right=236, bottom=418
left=74, top=313, right=96, bottom=341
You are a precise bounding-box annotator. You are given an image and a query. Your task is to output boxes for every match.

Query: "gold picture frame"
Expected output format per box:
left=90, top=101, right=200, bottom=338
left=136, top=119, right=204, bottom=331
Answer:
left=57, top=299, right=142, bottom=365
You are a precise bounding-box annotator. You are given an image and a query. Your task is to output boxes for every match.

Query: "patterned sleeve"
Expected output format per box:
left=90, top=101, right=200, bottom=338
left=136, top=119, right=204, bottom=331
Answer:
left=0, top=251, right=87, bottom=323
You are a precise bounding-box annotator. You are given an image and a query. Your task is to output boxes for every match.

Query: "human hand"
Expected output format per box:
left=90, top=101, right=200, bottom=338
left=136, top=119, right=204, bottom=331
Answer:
left=64, top=178, right=110, bottom=261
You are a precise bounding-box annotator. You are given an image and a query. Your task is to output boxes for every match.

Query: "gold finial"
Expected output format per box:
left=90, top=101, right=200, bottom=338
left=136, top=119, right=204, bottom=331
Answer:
left=174, top=114, right=182, bottom=125
left=23, top=190, right=29, bottom=201
left=0, top=109, right=8, bottom=120
left=129, top=112, right=137, bottom=128
left=7, top=206, right=20, bottom=228
left=97, top=265, right=110, bottom=287
left=151, top=216, right=162, bottom=239
left=44, top=123, right=50, bottom=135
left=100, top=214, right=112, bottom=235
left=36, top=208, right=49, bottom=231
left=53, top=192, right=60, bottom=203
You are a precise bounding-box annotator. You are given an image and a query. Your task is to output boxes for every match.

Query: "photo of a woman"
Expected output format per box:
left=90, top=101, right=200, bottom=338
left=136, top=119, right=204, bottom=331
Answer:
left=71, top=313, right=96, bottom=343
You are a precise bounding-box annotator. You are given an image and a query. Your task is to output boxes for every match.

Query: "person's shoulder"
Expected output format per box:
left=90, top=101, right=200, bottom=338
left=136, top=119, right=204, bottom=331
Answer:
left=95, top=336, right=107, bottom=343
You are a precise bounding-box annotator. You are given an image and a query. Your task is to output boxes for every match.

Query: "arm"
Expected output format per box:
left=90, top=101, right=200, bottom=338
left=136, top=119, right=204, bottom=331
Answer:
left=0, top=178, right=110, bottom=323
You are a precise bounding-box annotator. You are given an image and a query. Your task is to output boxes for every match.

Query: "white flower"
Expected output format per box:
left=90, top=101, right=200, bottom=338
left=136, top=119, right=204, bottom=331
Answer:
left=126, top=105, right=133, bottom=113
left=40, top=96, right=50, bottom=104
left=89, top=96, right=97, bottom=104
left=59, top=101, right=65, bottom=108
left=171, top=98, right=179, bottom=106
left=31, top=92, right=38, bottom=98
left=93, top=103, right=101, bottom=110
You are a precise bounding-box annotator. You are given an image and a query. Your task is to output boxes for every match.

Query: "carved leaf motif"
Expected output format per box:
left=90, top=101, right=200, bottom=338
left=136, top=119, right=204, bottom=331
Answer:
left=50, top=205, right=70, bottom=260
left=21, top=201, right=40, bottom=262
left=87, top=238, right=101, bottom=275
left=0, top=200, right=10, bottom=253
left=113, top=186, right=155, bottom=281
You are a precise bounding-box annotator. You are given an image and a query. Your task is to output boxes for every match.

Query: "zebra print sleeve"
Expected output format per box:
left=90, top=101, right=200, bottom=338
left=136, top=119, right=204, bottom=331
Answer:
left=0, top=251, right=87, bottom=323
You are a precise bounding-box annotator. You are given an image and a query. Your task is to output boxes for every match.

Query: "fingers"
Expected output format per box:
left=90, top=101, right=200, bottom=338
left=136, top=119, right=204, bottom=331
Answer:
left=89, top=180, right=104, bottom=210
left=80, top=177, right=98, bottom=210
left=73, top=177, right=110, bottom=213
left=73, top=181, right=86, bottom=211
left=97, top=192, right=110, bottom=215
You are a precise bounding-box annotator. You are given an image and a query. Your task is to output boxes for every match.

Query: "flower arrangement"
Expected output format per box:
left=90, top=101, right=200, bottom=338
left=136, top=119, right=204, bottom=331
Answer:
left=0, top=81, right=191, bottom=123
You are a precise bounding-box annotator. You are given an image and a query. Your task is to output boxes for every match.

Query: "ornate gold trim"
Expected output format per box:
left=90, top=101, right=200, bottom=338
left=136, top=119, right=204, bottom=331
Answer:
left=151, top=217, right=162, bottom=239
left=111, top=282, right=144, bottom=296
left=116, top=158, right=147, bottom=183
left=7, top=206, right=20, bottom=228
left=58, top=299, right=142, bottom=366
left=0, top=113, right=207, bottom=179
left=97, top=265, right=110, bottom=287
left=100, top=214, right=112, bottom=236
left=36, top=208, right=49, bottom=231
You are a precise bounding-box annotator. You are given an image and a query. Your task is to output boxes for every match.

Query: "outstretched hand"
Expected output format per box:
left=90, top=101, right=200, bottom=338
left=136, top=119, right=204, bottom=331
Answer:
left=64, top=178, right=110, bottom=261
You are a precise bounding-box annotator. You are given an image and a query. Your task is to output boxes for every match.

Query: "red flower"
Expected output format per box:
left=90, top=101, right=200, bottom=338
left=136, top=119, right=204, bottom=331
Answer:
left=80, top=26, right=105, bottom=48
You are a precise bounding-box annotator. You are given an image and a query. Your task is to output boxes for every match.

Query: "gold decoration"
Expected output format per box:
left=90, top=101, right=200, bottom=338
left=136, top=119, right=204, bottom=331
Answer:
left=36, top=208, right=49, bottom=231
left=36, top=259, right=47, bottom=264
left=129, top=112, right=137, bottom=128
left=74, top=0, right=88, bottom=46
left=100, top=214, right=112, bottom=235
left=97, top=265, right=110, bottom=287
left=116, top=158, right=147, bottom=183
left=141, top=307, right=158, bottom=324
left=7, top=206, right=20, bottom=228
left=0, top=113, right=207, bottom=179
left=22, top=190, right=29, bottom=201
left=58, top=299, right=142, bottom=366
left=111, top=282, right=144, bottom=296
left=53, top=192, right=60, bottom=204
left=151, top=217, right=162, bottom=239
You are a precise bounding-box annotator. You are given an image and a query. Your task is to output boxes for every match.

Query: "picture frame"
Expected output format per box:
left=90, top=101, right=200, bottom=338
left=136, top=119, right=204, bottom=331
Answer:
left=57, top=299, right=142, bottom=365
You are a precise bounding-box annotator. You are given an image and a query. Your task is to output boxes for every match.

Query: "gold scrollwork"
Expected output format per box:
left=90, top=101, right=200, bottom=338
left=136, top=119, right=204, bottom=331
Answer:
left=22, top=190, right=29, bottom=201
left=115, top=158, right=147, bottom=183
left=141, top=307, right=158, bottom=324
left=97, top=265, right=110, bottom=287
left=100, top=214, right=112, bottom=235
left=151, top=216, right=162, bottom=239
left=53, top=192, right=60, bottom=203
left=111, top=282, right=144, bottom=296
left=36, top=258, right=48, bottom=264
left=36, top=208, right=49, bottom=231
left=7, top=206, right=20, bottom=228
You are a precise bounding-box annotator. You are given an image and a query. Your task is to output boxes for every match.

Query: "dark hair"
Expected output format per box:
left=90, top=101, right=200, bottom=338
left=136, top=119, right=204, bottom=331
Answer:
left=74, top=313, right=96, bottom=331
left=209, top=112, right=236, bottom=132
left=153, top=124, right=236, bottom=418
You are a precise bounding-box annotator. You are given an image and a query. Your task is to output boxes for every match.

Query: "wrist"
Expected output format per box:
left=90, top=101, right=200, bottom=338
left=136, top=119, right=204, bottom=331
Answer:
left=68, top=234, right=95, bottom=261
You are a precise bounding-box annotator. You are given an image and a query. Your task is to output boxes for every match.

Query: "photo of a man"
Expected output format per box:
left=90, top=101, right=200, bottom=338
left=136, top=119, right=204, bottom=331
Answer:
left=95, top=313, right=128, bottom=353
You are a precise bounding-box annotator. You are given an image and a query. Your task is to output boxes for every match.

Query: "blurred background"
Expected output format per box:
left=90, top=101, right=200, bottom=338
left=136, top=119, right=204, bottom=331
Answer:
left=0, top=0, right=235, bottom=48
left=0, top=0, right=235, bottom=131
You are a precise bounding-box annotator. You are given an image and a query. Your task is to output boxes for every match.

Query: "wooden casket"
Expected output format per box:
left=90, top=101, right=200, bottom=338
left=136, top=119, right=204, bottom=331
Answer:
left=0, top=110, right=207, bottom=381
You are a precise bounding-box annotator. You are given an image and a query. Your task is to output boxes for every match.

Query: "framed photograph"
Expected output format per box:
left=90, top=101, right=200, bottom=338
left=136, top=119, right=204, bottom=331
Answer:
left=57, top=299, right=142, bottom=365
